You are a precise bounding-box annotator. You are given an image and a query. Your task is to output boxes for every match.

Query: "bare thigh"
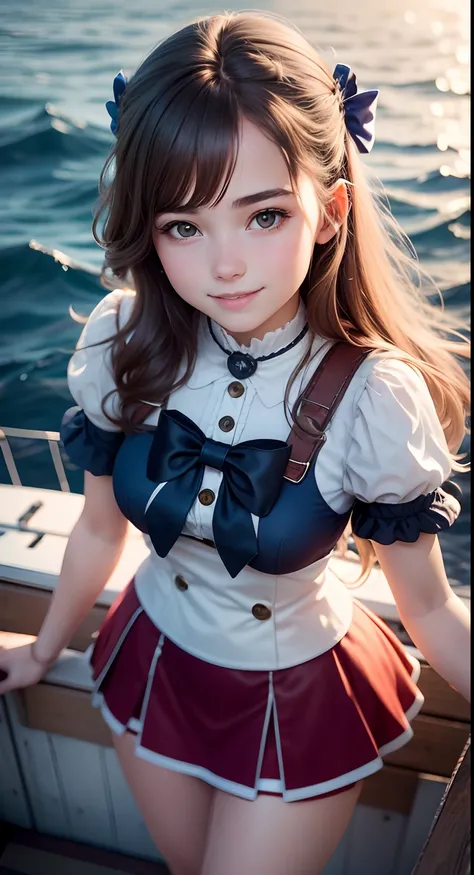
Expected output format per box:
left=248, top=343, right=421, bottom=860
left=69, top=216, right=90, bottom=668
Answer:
left=113, top=731, right=214, bottom=875
left=200, top=782, right=363, bottom=875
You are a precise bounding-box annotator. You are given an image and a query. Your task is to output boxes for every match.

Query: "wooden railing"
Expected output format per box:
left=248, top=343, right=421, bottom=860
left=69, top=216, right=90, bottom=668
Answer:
left=413, top=737, right=471, bottom=874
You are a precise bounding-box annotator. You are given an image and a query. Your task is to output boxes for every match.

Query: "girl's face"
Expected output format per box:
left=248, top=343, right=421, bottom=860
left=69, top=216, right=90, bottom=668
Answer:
left=153, top=117, right=346, bottom=344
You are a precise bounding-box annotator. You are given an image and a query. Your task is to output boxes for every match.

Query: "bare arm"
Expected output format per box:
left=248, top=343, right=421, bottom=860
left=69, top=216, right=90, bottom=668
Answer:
left=30, top=471, right=129, bottom=664
left=372, top=533, right=470, bottom=702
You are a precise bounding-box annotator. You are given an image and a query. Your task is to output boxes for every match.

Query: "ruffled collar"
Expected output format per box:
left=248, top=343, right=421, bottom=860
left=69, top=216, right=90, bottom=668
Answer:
left=187, top=299, right=331, bottom=408
left=212, top=299, right=308, bottom=358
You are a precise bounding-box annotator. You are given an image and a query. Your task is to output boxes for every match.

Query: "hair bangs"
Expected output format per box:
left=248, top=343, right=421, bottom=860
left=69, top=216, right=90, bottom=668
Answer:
left=150, top=83, right=240, bottom=216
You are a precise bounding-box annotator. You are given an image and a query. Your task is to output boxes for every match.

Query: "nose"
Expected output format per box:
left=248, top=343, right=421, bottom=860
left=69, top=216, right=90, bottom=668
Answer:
left=211, top=239, right=246, bottom=283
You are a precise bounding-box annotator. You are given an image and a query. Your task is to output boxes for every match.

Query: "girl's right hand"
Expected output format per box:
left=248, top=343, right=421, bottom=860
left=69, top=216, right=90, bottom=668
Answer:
left=0, top=632, right=52, bottom=695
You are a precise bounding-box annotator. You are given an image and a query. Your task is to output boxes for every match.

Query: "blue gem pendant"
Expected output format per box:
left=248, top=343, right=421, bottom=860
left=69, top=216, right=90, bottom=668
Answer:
left=227, top=352, right=258, bottom=379
left=207, top=316, right=309, bottom=381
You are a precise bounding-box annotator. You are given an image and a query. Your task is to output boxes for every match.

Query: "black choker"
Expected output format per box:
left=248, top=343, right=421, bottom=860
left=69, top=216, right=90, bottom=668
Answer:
left=207, top=317, right=309, bottom=379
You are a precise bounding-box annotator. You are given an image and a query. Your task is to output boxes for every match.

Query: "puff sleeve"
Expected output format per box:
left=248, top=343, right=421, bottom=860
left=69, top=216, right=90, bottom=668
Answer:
left=344, top=357, right=461, bottom=543
left=60, top=290, right=133, bottom=476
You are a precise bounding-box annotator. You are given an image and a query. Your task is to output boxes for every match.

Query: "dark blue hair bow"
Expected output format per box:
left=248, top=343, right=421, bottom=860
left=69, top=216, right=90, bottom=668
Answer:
left=333, top=63, right=379, bottom=154
left=105, top=64, right=378, bottom=151
left=105, top=70, right=128, bottom=135
left=144, top=409, right=292, bottom=578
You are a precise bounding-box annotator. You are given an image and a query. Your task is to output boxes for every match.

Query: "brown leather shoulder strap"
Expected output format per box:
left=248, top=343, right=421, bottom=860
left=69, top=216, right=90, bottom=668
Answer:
left=284, top=342, right=375, bottom=483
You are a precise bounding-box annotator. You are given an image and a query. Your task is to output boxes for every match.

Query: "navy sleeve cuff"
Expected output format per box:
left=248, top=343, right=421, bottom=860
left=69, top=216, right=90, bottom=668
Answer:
left=60, top=406, right=124, bottom=477
left=351, top=485, right=461, bottom=544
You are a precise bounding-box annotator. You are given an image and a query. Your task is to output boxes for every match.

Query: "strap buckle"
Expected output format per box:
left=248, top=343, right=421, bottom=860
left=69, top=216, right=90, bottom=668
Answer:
left=295, top=395, right=331, bottom=427
left=283, top=459, right=310, bottom=484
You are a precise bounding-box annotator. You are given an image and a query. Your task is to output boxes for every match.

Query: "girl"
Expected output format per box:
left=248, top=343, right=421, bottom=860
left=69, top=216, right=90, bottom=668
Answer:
left=0, top=11, right=470, bottom=875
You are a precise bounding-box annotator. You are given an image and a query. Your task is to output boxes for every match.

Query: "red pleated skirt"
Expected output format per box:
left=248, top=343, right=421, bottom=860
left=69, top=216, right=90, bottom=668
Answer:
left=89, top=578, right=424, bottom=803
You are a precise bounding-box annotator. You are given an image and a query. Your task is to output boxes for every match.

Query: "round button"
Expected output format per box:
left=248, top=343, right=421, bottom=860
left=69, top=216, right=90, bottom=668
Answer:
left=174, top=574, right=189, bottom=591
left=198, top=488, right=215, bottom=506
left=252, top=603, right=272, bottom=621
left=228, top=381, right=245, bottom=399
left=219, top=415, right=235, bottom=432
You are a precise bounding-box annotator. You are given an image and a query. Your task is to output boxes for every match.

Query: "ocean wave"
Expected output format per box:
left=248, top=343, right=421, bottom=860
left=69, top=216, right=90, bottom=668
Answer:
left=1, top=239, right=99, bottom=283
left=383, top=194, right=437, bottom=219
left=0, top=93, right=40, bottom=110
left=409, top=209, right=470, bottom=249
left=440, top=281, right=471, bottom=311
left=0, top=97, right=48, bottom=142
left=386, top=168, right=469, bottom=193
left=375, top=140, right=449, bottom=154
left=0, top=104, right=108, bottom=161
left=0, top=242, right=102, bottom=366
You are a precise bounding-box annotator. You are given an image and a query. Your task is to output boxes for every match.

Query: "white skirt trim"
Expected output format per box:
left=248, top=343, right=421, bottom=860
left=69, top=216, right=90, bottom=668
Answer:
left=271, top=672, right=287, bottom=794
left=136, top=633, right=166, bottom=752
left=91, top=604, right=144, bottom=696
left=253, top=671, right=276, bottom=789
left=406, top=649, right=421, bottom=684
left=94, top=691, right=386, bottom=801
left=92, top=648, right=426, bottom=803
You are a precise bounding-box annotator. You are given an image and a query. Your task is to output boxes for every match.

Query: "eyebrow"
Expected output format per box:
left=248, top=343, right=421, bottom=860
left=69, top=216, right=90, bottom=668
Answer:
left=232, top=188, right=294, bottom=208
left=168, top=188, right=294, bottom=214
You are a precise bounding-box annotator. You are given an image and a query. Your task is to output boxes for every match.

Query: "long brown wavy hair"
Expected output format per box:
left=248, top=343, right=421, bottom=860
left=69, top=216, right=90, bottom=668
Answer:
left=90, top=11, right=470, bottom=580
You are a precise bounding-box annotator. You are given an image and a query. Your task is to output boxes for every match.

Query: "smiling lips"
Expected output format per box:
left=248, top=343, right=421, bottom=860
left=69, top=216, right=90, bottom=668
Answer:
left=211, top=288, right=263, bottom=309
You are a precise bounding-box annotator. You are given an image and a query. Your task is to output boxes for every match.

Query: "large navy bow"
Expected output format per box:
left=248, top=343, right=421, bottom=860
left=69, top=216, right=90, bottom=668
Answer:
left=333, top=63, right=379, bottom=154
left=145, top=409, right=292, bottom=578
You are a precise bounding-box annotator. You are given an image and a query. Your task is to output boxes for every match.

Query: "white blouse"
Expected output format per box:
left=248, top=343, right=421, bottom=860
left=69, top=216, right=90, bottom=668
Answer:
left=62, top=289, right=457, bottom=670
